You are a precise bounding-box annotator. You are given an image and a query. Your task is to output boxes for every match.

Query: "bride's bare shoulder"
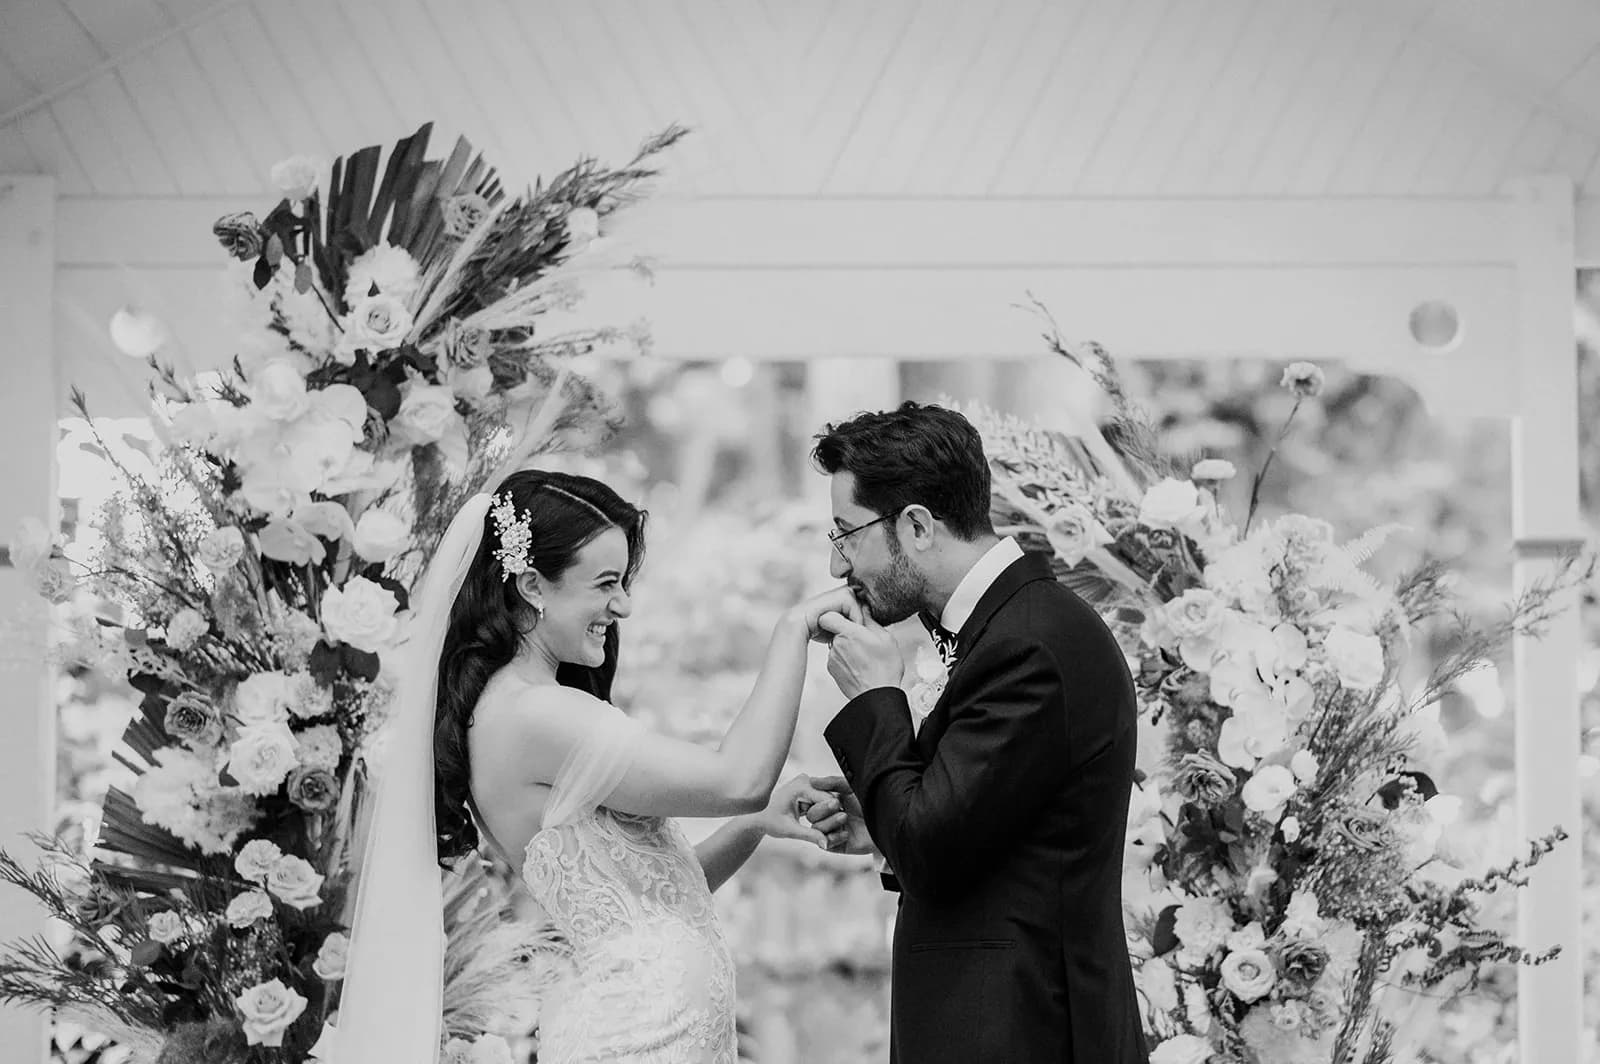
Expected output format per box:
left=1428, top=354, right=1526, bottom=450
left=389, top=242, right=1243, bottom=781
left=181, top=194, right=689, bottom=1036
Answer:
left=476, top=672, right=616, bottom=728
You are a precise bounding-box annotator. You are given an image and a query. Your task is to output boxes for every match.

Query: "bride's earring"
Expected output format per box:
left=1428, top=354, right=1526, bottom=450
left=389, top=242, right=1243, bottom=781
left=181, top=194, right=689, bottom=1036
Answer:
left=531, top=601, right=546, bottom=625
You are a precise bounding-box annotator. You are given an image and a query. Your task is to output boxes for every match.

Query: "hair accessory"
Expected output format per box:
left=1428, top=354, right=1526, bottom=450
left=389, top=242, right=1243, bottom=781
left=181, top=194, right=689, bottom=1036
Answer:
left=490, top=492, right=534, bottom=580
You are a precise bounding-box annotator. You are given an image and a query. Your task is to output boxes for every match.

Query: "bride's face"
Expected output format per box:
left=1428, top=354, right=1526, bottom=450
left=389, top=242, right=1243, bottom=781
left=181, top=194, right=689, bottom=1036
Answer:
left=526, top=527, right=633, bottom=667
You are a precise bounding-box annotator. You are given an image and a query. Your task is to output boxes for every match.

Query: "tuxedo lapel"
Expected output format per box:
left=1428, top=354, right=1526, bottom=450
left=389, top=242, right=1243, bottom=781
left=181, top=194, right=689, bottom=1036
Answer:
left=914, top=552, right=1054, bottom=751
left=953, top=551, right=1054, bottom=659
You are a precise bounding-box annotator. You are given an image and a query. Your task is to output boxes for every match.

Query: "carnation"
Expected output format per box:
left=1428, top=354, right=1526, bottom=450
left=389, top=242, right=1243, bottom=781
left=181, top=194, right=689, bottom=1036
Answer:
left=164, top=608, right=210, bottom=652
left=197, top=526, right=247, bottom=573
left=1173, top=896, right=1234, bottom=959
left=294, top=724, right=343, bottom=773
left=227, top=722, right=300, bottom=795
left=312, top=931, right=348, bottom=981
left=225, top=889, right=274, bottom=928
left=235, top=838, right=284, bottom=881
left=288, top=671, right=333, bottom=720
left=321, top=577, right=401, bottom=653
left=343, top=243, right=421, bottom=308
left=266, top=854, right=325, bottom=910
left=132, top=747, right=259, bottom=854
left=235, top=978, right=308, bottom=1048
left=270, top=155, right=321, bottom=200
left=1281, top=361, right=1326, bottom=398
left=31, top=558, right=76, bottom=604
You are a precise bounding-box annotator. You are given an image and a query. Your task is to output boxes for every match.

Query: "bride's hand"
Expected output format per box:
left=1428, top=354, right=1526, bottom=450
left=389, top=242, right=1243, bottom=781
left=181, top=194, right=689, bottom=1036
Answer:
left=757, top=774, right=852, bottom=849
left=788, top=586, right=864, bottom=644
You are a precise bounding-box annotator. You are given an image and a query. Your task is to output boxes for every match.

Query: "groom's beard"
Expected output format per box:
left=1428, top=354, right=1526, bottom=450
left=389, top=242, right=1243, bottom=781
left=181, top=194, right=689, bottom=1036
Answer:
left=851, top=538, right=927, bottom=626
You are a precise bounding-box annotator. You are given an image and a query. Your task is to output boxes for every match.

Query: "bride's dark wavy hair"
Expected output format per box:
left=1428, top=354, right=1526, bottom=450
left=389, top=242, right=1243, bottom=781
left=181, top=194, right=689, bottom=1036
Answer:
left=433, top=470, right=647, bottom=866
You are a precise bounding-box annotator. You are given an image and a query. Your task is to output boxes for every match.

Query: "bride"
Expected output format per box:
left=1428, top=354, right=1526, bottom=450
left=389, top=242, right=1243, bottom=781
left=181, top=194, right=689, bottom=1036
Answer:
left=328, top=470, right=859, bottom=1063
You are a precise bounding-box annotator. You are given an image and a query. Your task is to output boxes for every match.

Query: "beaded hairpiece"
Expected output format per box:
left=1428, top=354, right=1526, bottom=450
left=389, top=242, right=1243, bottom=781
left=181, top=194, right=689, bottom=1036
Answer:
left=490, top=492, right=534, bottom=580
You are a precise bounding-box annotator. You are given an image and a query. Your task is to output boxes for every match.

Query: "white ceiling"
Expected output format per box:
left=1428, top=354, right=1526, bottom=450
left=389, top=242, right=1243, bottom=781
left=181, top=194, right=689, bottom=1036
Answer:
left=3, top=0, right=1600, bottom=198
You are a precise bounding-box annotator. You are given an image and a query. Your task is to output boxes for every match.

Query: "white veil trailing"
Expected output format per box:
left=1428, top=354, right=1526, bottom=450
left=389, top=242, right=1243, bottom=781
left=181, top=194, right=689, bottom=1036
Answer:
left=328, top=492, right=493, bottom=1064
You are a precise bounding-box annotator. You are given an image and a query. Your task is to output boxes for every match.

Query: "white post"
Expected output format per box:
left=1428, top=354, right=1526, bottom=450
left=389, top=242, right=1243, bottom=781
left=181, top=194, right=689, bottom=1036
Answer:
left=0, top=175, right=58, bottom=1064
left=1506, top=174, right=1586, bottom=1063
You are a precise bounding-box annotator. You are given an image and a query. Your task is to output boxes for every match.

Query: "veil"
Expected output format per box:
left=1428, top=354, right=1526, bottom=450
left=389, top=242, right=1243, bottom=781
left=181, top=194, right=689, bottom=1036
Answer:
left=327, top=492, right=492, bottom=1064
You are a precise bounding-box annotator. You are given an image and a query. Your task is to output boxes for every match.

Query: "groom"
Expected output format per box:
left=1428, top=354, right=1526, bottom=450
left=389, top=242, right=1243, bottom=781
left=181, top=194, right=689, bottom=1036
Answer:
left=812, top=402, right=1148, bottom=1063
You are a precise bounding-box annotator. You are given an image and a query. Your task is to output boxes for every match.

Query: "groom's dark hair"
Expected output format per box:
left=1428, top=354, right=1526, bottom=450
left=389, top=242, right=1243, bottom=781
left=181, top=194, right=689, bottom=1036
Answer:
left=812, top=401, right=994, bottom=541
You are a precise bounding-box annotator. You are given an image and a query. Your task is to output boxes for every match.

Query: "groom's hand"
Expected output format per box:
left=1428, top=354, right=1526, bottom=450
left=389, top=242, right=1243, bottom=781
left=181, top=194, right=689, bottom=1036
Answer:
left=818, top=611, right=904, bottom=699
left=804, top=776, right=876, bottom=855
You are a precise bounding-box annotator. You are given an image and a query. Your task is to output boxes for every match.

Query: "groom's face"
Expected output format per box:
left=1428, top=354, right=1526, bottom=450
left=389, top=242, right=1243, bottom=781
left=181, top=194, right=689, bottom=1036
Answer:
left=828, top=472, right=927, bottom=625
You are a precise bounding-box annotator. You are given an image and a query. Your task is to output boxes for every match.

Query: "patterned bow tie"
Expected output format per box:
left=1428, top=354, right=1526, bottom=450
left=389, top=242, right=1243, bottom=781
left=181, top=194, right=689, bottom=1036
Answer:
left=920, top=612, right=960, bottom=667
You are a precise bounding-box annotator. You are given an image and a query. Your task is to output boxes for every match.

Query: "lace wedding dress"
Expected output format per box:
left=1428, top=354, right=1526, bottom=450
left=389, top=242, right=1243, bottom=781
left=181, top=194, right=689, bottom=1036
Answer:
left=481, top=679, right=738, bottom=1064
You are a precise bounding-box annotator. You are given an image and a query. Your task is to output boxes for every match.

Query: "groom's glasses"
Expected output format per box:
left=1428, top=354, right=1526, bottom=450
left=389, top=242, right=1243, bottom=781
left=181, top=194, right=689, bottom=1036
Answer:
left=828, top=512, right=896, bottom=560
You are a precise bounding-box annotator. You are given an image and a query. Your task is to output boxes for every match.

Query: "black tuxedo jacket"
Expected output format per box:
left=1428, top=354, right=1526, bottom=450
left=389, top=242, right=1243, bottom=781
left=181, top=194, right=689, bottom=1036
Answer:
left=825, top=552, right=1148, bottom=1063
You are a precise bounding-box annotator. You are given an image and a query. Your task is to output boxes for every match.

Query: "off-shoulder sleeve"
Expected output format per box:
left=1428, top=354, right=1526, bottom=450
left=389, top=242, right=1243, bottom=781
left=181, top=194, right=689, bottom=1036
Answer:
left=539, top=695, right=644, bottom=829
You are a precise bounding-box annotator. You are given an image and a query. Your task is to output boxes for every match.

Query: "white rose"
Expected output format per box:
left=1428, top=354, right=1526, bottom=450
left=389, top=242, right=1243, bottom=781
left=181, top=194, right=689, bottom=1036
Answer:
left=1190, top=459, right=1236, bottom=481
left=247, top=360, right=311, bottom=421
left=352, top=508, right=409, bottom=563
left=225, top=889, right=275, bottom=928
left=1290, top=750, right=1319, bottom=784
left=294, top=724, right=343, bottom=772
left=1240, top=764, right=1296, bottom=818
left=391, top=381, right=460, bottom=445
left=235, top=978, right=308, bottom=1048
left=166, top=608, right=209, bottom=652
left=1323, top=626, right=1385, bottom=690
left=266, top=854, right=325, bottom=910
left=235, top=838, right=284, bottom=882
left=270, top=155, right=321, bottom=201
left=1150, top=1033, right=1213, bottom=1064
left=228, top=723, right=300, bottom=795
left=1166, top=589, right=1227, bottom=639
left=565, top=206, right=601, bottom=244
left=312, top=931, right=348, bottom=980
left=1044, top=504, right=1114, bottom=566
left=8, top=517, right=54, bottom=571
left=320, top=577, right=400, bottom=653
left=344, top=243, right=421, bottom=308
left=234, top=672, right=293, bottom=726
left=147, top=911, right=185, bottom=945
left=1281, top=815, right=1302, bottom=843
left=338, top=294, right=413, bottom=361
left=1138, top=478, right=1205, bottom=531
left=1219, top=947, right=1277, bottom=1002
left=198, top=527, right=246, bottom=573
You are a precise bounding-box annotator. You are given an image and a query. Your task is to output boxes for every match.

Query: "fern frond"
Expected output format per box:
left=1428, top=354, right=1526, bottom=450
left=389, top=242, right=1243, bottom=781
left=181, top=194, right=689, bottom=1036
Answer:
left=1340, top=523, right=1411, bottom=568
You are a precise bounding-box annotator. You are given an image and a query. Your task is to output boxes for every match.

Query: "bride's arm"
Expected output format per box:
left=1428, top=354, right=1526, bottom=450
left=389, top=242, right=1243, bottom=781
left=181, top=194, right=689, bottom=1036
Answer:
left=510, top=591, right=859, bottom=820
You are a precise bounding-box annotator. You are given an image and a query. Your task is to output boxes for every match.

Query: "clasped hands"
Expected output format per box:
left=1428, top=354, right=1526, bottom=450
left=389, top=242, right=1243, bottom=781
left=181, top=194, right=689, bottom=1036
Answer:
left=792, top=585, right=905, bottom=700
left=759, top=773, right=876, bottom=855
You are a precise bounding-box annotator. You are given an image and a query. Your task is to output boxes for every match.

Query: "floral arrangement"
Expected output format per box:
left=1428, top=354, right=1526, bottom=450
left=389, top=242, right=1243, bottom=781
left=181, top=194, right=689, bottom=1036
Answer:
left=0, top=121, right=683, bottom=1063
left=958, top=316, right=1591, bottom=1064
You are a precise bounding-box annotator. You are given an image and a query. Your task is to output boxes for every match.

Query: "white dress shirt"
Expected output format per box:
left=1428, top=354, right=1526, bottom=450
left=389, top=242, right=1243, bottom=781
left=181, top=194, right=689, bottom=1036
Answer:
left=939, top=536, right=1024, bottom=638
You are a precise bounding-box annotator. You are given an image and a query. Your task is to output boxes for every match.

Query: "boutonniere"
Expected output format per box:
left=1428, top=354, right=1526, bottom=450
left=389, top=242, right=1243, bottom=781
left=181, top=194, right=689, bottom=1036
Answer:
left=906, top=644, right=950, bottom=734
